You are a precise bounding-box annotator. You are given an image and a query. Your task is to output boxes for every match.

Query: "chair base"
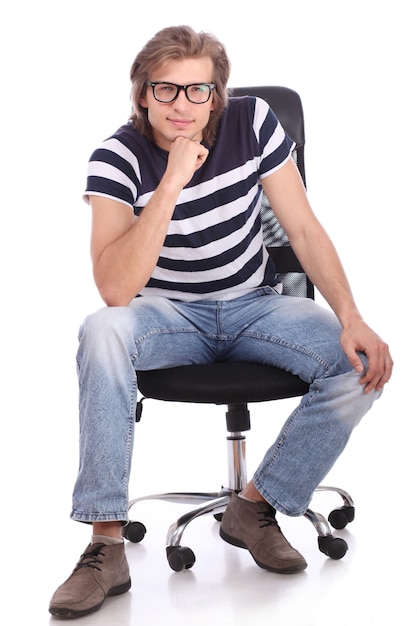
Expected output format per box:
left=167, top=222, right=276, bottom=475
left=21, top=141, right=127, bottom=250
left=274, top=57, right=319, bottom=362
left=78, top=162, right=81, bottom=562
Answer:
left=124, top=484, right=354, bottom=569
left=125, top=425, right=355, bottom=569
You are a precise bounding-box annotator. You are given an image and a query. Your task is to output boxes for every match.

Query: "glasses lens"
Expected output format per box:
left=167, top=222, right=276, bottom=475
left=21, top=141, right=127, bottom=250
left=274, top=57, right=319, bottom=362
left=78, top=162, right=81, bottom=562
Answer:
left=186, top=84, right=212, bottom=103
left=153, top=83, right=178, bottom=102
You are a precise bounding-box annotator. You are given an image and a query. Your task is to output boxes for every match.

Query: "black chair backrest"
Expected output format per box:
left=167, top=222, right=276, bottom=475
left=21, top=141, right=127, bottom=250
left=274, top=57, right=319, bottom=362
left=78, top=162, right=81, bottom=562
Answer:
left=231, top=85, right=306, bottom=186
left=231, top=86, right=313, bottom=300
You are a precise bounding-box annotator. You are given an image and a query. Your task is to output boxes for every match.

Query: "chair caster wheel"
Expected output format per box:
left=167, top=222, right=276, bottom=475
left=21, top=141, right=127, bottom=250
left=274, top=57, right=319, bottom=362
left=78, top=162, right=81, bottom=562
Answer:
left=318, top=536, right=348, bottom=560
left=166, top=546, right=196, bottom=571
left=122, top=521, right=147, bottom=543
left=328, top=506, right=355, bottom=530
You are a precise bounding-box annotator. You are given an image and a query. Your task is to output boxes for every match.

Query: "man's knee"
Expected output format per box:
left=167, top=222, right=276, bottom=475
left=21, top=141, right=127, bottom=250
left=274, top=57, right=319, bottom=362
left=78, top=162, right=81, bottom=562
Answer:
left=80, top=306, right=133, bottom=338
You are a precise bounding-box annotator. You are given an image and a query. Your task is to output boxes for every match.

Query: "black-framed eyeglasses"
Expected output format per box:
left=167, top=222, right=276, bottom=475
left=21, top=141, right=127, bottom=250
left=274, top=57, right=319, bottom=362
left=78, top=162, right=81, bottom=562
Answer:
left=146, top=81, right=216, bottom=104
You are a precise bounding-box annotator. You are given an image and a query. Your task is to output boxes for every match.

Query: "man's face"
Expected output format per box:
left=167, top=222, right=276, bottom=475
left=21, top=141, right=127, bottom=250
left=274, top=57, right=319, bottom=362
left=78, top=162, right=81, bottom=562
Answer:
left=139, top=56, right=215, bottom=151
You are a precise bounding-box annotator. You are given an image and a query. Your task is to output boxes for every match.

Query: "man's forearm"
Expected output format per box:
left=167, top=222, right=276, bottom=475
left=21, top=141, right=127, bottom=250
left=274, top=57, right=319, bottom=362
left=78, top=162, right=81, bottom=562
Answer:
left=93, top=181, right=182, bottom=306
left=290, top=224, right=363, bottom=328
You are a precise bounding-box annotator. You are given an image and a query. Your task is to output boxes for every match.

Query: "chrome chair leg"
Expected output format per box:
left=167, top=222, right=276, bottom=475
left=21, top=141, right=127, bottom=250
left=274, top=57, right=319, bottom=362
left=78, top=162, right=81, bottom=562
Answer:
left=166, top=495, right=231, bottom=547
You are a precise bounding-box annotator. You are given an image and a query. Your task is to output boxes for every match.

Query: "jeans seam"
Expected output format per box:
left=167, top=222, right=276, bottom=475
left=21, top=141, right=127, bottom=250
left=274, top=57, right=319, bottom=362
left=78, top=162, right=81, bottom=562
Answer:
left=241, top=331, right=332, bottom=371
left=123, top=378, right=137, bottom=497
left=272, top=386, right=318, bottom=461
left=133, top=327, right=199, bottom=346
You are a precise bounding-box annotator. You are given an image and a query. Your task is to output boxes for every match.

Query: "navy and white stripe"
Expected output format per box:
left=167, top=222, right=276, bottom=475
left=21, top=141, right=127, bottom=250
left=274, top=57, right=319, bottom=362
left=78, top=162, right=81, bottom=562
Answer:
left=84, top=96, right=295, bottom=301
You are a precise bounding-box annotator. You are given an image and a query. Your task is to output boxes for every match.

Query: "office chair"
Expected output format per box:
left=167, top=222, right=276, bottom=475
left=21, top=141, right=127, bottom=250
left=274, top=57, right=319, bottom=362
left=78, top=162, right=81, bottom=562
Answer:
left=123, top=86, right=355, bottom=572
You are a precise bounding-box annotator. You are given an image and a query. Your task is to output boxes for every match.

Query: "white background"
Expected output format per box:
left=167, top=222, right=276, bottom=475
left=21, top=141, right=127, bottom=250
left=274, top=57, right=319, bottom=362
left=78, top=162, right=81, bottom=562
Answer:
left=1, top=1, right=416, bottom=623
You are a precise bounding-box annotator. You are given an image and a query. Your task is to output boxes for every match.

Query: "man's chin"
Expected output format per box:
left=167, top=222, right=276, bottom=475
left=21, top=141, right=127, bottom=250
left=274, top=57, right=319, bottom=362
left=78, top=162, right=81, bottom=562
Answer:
left=152, top=129, right=202, bottom=151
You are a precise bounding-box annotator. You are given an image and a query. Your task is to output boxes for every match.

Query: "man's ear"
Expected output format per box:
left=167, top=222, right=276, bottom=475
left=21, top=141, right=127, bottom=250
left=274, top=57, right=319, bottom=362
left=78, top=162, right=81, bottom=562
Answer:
left=138, top=93, right=148, bottom=108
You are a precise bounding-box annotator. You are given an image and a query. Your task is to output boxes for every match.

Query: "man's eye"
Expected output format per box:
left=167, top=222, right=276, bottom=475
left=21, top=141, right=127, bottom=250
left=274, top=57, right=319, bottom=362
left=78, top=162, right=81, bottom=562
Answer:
left=191, top=85, right=207, bottom=93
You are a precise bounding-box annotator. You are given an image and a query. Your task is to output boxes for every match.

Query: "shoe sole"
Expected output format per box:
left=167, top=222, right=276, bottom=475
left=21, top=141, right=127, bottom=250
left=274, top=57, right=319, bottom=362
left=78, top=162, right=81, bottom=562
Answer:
left=220, top=528, right=307, bottom=574
left=49, top=578, right=131, bottom=618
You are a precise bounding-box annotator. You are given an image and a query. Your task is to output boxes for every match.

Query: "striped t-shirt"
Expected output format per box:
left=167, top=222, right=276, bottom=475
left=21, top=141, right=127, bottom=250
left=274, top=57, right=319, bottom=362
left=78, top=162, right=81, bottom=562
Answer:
left=84, top=95, right=295, bottom=301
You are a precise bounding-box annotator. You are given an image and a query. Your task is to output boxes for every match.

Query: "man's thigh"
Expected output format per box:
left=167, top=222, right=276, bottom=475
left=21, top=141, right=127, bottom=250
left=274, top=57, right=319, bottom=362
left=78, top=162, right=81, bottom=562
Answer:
left=129, top=296, right=219, bottom=369
left=222, top=291, right=351, bottom=382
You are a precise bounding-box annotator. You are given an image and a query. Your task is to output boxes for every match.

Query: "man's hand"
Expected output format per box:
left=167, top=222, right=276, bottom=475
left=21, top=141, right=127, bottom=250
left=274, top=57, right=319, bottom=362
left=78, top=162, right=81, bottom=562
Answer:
left=164, top=137, right=209, bottom=190
left=340, top=320, right=393, bottom=394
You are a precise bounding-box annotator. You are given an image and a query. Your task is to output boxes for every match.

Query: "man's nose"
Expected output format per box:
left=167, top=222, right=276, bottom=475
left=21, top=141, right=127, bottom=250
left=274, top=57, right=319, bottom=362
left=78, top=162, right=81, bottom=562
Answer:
left=173, top=88, right=190, bottom=108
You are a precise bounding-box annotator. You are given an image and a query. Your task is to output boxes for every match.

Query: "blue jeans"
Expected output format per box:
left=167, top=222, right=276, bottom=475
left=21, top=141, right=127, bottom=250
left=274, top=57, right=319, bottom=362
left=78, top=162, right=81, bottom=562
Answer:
left=71, top=288, right=380, bottom=522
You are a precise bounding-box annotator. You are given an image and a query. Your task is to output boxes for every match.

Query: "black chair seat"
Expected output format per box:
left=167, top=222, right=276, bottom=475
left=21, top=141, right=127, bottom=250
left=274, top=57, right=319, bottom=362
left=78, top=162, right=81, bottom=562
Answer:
left=137, top=362, right=309, bottom=405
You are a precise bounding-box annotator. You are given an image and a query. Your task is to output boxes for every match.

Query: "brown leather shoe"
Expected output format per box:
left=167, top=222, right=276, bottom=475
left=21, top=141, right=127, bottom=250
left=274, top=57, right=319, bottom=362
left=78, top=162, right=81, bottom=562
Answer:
left=220, top=493, right=307, bottom=573
left=49, top=542, right=131, bottom=618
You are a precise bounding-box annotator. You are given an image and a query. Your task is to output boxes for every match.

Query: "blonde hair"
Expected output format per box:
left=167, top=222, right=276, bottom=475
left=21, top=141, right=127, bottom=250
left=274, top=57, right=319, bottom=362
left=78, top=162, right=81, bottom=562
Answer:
left=130, top=25, right=231, bottom=146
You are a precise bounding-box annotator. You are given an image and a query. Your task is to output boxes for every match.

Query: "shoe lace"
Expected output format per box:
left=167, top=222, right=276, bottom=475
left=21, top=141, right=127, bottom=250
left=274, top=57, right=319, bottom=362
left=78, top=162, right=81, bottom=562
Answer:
left=256, top=505, right=279, bottom=529
left=73, top=544, right=106, bottom=573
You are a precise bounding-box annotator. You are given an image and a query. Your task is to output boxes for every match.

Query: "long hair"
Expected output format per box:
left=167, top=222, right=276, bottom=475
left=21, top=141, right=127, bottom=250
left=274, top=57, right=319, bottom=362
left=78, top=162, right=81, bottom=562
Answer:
left=130, top=26, right=231, bottom=146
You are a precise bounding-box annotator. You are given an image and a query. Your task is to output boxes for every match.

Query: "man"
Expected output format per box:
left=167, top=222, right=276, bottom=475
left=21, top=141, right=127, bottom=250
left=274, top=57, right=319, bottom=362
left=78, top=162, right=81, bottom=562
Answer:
left=49, top=25, right=393, bottom=618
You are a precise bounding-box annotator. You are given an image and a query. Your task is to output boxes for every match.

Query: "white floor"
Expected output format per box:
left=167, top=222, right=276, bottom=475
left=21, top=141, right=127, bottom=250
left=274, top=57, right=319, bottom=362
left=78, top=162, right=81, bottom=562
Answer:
left=6, top=380, right=416, bottom=626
